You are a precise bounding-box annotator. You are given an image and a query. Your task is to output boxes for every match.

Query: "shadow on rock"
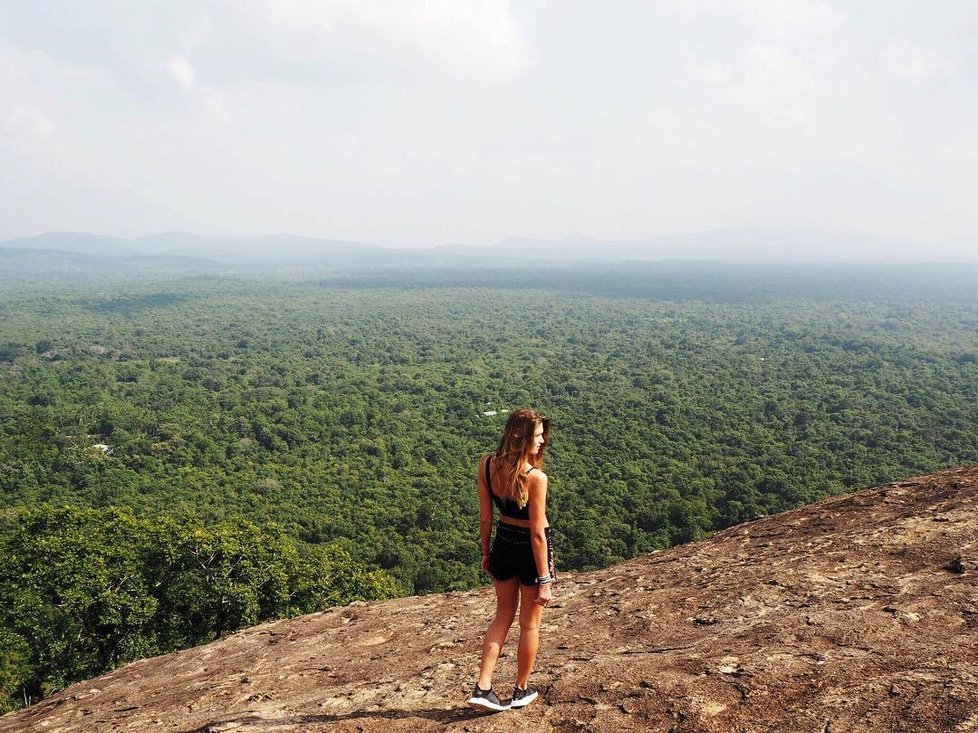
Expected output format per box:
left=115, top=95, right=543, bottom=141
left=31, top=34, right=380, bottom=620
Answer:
left=182, top=705, right=497, bottom=732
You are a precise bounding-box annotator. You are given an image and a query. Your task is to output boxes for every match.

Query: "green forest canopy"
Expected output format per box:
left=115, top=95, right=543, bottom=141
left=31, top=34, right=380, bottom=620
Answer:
left=1, top=261, right=977, bottom=707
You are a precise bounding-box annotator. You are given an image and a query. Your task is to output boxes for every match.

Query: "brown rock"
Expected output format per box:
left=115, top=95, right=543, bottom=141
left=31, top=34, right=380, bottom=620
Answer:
left=3, top=466, right=978, bottom=733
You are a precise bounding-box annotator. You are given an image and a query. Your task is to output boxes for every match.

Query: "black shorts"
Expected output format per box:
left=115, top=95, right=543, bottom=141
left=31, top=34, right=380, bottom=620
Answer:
left=489, top=522, right=556, bottom=586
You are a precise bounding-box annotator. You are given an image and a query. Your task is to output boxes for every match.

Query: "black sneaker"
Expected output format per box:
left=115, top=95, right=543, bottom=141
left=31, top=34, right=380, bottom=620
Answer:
left=510, top=686, right=539, bottom=708
left=466, top=684, right=510, bottom=712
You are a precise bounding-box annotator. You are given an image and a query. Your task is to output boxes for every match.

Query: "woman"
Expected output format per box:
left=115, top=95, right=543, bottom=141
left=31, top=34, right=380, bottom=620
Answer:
left=467, top=408, right=555, bottom=712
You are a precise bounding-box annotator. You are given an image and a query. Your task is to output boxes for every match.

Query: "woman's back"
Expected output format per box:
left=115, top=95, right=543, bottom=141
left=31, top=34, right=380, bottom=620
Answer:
left=485, top=454, right=532, bottom=521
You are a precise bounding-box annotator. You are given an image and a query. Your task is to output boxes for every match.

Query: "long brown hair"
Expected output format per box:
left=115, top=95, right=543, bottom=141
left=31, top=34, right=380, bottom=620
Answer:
left=492, top=408, right=550, bottom=509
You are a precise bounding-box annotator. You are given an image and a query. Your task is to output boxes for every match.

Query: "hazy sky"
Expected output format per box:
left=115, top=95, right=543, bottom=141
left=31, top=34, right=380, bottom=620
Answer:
left=2, top=1, right=977, bottom=249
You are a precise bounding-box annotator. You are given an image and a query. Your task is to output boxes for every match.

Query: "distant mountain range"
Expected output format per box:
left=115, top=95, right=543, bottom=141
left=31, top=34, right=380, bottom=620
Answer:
left=0, top=227, right=973, bottom=264
left=0, top=231, right=384, bottom=261
left=441, top=227, right=975, bottom=263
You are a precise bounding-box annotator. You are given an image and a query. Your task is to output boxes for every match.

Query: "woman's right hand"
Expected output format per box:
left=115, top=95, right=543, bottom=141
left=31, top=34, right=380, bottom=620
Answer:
left=535, top=581, right=552, bottom=606
left=481, top=554, right=492, bottom=575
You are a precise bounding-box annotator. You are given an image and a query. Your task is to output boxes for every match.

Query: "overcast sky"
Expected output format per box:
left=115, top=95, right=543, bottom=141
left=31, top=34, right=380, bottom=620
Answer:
left=2, top=1, right=976, bottom=250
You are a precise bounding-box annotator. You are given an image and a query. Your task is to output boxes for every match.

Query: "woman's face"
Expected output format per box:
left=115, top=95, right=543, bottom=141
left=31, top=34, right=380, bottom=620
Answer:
left=528, top=421, right=546, bottom=456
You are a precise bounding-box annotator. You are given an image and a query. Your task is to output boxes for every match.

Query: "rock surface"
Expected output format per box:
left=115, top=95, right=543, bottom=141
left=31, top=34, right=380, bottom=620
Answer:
left=4, top=466, right=978, bottom=733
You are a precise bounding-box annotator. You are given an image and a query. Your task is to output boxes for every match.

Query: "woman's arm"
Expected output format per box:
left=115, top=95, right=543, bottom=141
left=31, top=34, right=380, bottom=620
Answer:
left=527, top=471, right=552, bottom=604
left=477, top=455, right=494, bottom=573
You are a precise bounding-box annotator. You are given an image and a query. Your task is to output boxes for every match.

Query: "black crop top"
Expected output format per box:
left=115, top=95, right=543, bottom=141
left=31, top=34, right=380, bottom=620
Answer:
left=486, top=455, right=532, bottom=520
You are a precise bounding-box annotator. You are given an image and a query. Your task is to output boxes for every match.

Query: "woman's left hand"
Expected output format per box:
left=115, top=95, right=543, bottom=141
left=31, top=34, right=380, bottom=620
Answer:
left=481, top=554, right=492, bottom=575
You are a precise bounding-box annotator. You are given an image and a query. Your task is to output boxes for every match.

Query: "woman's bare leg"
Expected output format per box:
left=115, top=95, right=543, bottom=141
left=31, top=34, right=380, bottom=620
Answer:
left=516, top=583, right=545, bottom=688
left=477, top=578, right=519, bottom=689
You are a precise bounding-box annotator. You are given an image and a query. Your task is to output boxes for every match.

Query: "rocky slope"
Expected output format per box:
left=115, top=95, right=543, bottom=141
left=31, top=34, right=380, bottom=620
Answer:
left=4, top=467, right=977, bottom=733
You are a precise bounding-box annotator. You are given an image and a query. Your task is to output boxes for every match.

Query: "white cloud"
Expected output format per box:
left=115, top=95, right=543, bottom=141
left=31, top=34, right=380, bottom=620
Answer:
left=4, top=103, right=57, bottom=145
left=0, top=48, right=70, bottom=163
left=187, top=0, right=531, bottom=86
left=1, top=1, right=977, bottom=248
left=880, top=40, right=956, bottom=84
left=736, top=0, right=845, bottom=37
left=167, top=56, right=197, bottom=90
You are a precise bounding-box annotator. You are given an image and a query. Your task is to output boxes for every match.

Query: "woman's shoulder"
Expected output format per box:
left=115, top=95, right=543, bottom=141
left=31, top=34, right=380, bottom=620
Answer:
left=479, top=453, right=495, bottom=478
left=527, top=467, right=548, bottom=486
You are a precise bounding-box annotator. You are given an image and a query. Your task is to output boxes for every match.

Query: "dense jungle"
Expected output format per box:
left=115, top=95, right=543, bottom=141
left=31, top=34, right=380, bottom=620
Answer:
left=2, top=259, right=977, bottom=709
